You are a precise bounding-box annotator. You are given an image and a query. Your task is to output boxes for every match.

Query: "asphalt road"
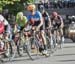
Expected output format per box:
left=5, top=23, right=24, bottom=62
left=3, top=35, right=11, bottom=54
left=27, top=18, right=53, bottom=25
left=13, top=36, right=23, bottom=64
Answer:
left=1, top=38, right=75, bottom=64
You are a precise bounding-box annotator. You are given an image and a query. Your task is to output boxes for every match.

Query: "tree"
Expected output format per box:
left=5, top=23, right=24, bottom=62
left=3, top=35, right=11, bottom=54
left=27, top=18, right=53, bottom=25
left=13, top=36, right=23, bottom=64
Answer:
left=0, top=0, right=20, bottom=12
left=20, top=0, right=34, bottom=4
left=0, top=0, right=34, bottom=15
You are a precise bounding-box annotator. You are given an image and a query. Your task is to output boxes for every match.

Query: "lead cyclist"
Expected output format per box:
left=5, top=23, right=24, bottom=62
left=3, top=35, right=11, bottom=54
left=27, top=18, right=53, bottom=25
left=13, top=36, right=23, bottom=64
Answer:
left=27, top=4, right=49, bottom=56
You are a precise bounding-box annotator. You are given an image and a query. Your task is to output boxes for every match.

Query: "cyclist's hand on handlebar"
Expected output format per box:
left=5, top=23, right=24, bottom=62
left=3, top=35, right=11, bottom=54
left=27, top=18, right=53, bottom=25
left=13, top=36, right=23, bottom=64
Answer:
left=31, top=26, right=39, bottom=31
left=32, top=26, right=36, bottom=31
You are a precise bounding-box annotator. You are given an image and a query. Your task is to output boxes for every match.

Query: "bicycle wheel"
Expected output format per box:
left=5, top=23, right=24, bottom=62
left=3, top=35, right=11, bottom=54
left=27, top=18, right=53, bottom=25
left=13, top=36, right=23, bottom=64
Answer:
left=0, top=52, right=4, bottom=64
left=29, top=36, right=41, bottom=58
left=9, top=40, right=17, bottom=61
left=57, top=36, right=63, bottom=49
left=0, top=40, right=13, bottom=62
left=0, top=58, right=3, bottom=64
left=4, top=41, right=11, bottom=57
left=45, top=35, right=53, bottom=54
left=16, top=38, right=23, bottom=56
left=51, top=34, right=58, bottom=52
left=23, top=39, right=33, bottom=60
left=45, top=36, right=50, bottom=49
left=20, top=36, right=33, bottom=60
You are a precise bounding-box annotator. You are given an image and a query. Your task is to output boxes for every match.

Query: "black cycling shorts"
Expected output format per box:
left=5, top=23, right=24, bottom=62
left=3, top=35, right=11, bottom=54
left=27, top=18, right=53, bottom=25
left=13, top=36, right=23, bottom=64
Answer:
left=32, top=21, right=43, bottom=30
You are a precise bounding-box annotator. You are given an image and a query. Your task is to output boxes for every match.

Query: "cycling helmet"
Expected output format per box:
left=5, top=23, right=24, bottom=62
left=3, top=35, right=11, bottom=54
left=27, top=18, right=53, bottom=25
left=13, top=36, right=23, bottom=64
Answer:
left=52, top=12, right=58, bottom=17
left=17, top=12, right=23, bottom=17
left=27, top=4, right=36, bottom=11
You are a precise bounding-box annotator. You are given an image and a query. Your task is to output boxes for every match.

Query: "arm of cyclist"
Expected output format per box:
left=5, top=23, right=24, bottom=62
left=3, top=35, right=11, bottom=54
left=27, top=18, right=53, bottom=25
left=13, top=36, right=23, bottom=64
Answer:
left=59, top=15, right=64, bottom=29
left=13, top=23, right=18, bottom=33
left=48, top=16, right=52, bottom=29
left=45, top=12, right=52, bottom=29
left=36, top=12, right=43, bottom=31
left=36, top=18, right=43, bottom=31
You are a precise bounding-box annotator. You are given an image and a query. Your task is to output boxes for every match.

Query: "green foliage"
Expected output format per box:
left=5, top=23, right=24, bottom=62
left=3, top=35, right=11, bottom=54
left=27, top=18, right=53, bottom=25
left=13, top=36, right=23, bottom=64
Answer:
left=0, top=0, right=34, bottom=15
left=4, top=2, right=24, bottom=15
left=0, top=0, right=20, bottom=14
left=20, top=0, right=34, bottom=4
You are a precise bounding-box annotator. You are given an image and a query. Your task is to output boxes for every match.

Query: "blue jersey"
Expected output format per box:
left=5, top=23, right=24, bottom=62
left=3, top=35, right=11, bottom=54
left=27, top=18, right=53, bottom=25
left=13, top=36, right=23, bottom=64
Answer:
left=27, top=11, right=42, bottom=26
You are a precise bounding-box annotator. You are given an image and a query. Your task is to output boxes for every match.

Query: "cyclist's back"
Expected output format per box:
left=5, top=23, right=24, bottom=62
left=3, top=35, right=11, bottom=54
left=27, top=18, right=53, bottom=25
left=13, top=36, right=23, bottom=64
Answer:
left=42, top=10, right=50, bottom=28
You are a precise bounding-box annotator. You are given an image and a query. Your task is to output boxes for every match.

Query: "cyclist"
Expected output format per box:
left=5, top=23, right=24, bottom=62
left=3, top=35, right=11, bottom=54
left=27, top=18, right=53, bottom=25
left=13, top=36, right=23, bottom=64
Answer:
left=42, top=9, right=51, bottom=29
left=51, top=11, right=64, bottom=48
left=0, top=14, right=12, bottom=38
left=14, top=12, right=28, bottom=32
left=14, top=12, right=28, bottom=56
left=0, top=14, right=10, bottom=56
left=42, top=9, right=53, bottom=48
left=27, top=4, right=49, bottom=56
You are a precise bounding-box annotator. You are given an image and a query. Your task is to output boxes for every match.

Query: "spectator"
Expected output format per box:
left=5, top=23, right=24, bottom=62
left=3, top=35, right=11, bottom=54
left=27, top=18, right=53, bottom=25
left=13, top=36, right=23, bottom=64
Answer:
left=58, top=1, right=63, bottom=8
left=54, top=0, right=58, bottom=8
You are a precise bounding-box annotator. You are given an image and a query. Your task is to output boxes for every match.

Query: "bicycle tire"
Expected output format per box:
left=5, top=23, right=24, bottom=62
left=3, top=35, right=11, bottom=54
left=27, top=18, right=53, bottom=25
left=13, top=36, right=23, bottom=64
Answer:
left=9, top=40, right=17, bottom=61
left=19, top=36, right=33, bottom=60
left=45, top=35, right=54, bottom=54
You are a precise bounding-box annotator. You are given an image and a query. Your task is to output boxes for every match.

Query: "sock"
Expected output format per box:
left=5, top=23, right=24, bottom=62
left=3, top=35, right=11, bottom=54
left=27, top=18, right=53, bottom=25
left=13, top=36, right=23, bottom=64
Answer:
left=39, top=45, right=44, bottom=52
left=44, top=45, right=47, bottom=50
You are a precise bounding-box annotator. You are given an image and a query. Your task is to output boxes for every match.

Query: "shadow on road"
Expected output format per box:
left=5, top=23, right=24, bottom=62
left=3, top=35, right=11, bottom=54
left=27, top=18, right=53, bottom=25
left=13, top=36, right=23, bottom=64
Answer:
left=64, top=46, right=75, bottom=48
left=2, top=54, right=49, bottom=63
left=57, top=59, right=75, bottom=62
left=54, top=53, right=75, bottom=57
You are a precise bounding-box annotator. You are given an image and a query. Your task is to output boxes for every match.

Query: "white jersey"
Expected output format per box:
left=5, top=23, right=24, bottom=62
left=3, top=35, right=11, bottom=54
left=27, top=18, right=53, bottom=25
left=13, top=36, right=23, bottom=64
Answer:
left=0, top=14, right=9, bottom=25
left=6, top=24, right=12, bottom=34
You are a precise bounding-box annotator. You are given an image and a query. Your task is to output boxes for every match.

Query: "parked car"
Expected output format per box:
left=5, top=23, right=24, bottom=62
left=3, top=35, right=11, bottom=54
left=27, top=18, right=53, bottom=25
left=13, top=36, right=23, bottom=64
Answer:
left=68, top=21, right=75, bottom=42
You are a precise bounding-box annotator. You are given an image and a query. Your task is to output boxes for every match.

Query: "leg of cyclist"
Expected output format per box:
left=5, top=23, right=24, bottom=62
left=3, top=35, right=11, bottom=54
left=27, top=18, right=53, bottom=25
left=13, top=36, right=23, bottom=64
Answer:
left=57, top=30, right=61, bottom=46
left=40, top=30, right=49, bottom=56
left=52, top=30, right=57, bottom=49
left=60, top=28, right=64, bottom=48
left=49, top=31, right=54, bottom=52
left=14, top=25, right=22, bottom=56
left=48, top=30, right=53, bottom=48
left=24, top=31, right=32, bottom=52
left=32, top=26, right=37, bottom=50
left=0, top=40, right=4, bottom=52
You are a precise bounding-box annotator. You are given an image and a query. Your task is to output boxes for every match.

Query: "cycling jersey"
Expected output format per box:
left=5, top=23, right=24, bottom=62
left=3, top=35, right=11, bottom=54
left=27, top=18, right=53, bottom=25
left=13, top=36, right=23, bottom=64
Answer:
left=0, top=15, right=9, bottom=26
left=0, top=21, right=4, bottom=34
left=51, top=15, right=62, bottom=28
left=42, top=12, right=49, bottom=27
left=0, top=14, right=9, bottom=34
left=27, top=11, right=43, bottom=30
left=16, top=15, right=27, bottom=27
left=27, top=11, right=42, bottom=26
